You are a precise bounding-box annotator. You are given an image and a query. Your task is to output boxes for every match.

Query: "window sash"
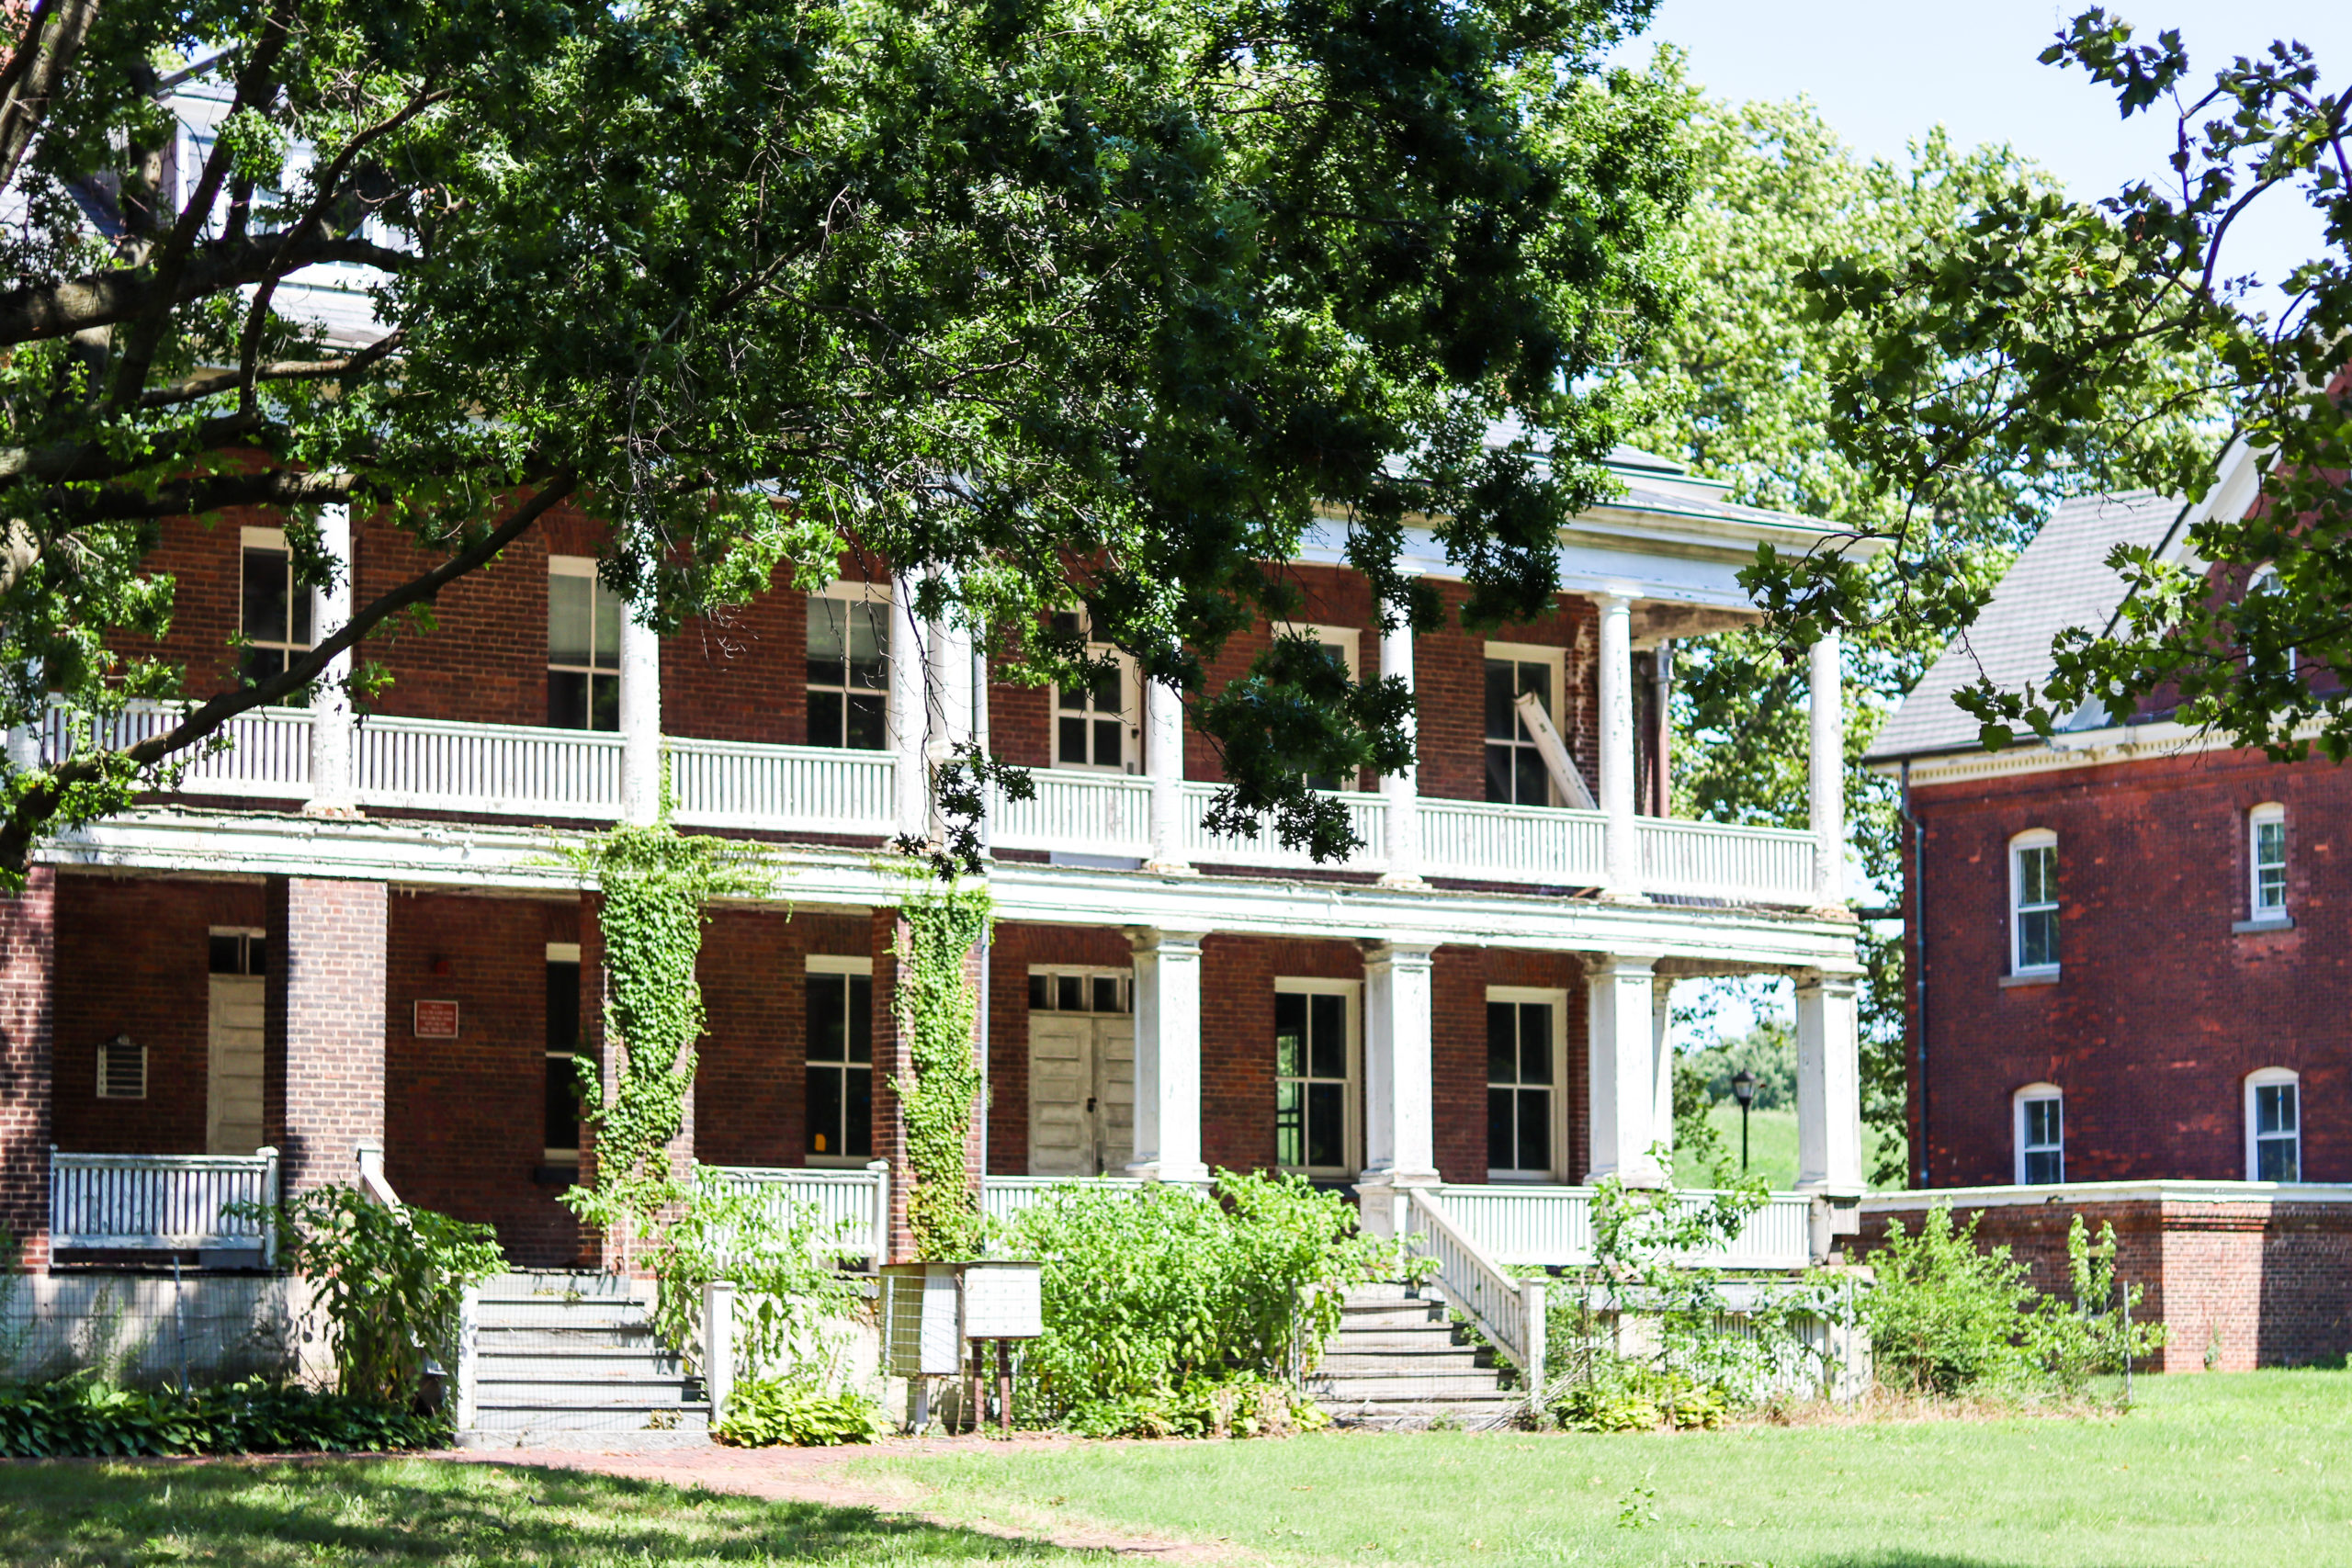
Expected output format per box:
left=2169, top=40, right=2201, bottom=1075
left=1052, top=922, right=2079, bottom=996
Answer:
left=2018, top=1096, right=2062, bottom=1184
left=1482, top=659, right=1555, bottom=807
left=2014, top=844, right=2059, bottom=970
left=807, top=596, right=891, bottom=750
left=2254, top=819, right=2287, bottom=912
left=805, top=973, right=873, bottom=1159
left=1274, top=988, right=1352, bottom=1172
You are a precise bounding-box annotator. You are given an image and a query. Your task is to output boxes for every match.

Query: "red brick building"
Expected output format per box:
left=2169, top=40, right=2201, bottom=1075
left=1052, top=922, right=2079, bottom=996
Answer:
left=9, top=446, right=1869, bottom=1284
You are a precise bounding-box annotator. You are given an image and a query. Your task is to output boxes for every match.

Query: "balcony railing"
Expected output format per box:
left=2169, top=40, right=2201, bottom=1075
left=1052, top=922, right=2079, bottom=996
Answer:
left=54, top=705, right=1822, bottom=905
left=50, top=1147, right=278, bottom=1262
left=1432, top=1183, right=1815, bottom=1270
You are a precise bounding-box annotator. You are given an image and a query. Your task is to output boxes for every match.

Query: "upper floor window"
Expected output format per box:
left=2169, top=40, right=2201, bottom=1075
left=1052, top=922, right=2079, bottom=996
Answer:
left=1485, top=643, right=1563, bottom=807
left=1487, top=991, right=1562, bottom=1180
left=807, top=587, right=890, bottom=750
left=548, top=557, right=622, bottom=731
left=2247, top=1068, right=2301, bottom=1183
left=1051, top=611, right=1138, bottom=773
left=1274, top=980, right=1357, bottom=1175
left=2249, top=804, right=2288, bottom=919
left=2010, top=830, right=2059, bottom=976
left=1277, top=624, right=1360, bottom=790
left=2248, top=565, right=2297, bottom=679
left=2014, top=1084, right=2063, bottom=1185
left=240, top=526, right=312, bottom=687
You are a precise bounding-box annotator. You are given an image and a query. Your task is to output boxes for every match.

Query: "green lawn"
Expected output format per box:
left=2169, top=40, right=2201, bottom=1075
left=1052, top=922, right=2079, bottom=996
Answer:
left=0, top=1455, right=1100, bottom=1566
left=868, top=1371, right=2352, bottom=1567
left=1701, top=1105, right=1901, bottom=1190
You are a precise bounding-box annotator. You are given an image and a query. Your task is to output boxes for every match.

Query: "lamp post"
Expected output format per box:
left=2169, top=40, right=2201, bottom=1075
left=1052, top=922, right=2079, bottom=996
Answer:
left=1730, top=1068, right=1757, bottom=1176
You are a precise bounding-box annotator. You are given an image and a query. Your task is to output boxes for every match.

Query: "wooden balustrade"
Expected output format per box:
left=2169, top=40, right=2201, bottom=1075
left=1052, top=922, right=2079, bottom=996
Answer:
left=50, top=1147, right=278, bottom=1262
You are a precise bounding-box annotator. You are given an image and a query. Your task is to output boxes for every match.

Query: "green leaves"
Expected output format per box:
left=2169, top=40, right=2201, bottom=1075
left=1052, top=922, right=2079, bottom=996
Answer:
left=896, top=883, right=993, bottom=1261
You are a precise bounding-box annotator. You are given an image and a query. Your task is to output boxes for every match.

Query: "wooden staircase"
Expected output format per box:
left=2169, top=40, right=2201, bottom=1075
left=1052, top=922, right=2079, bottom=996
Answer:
left=1306, top=1282, right=1524, bottom=1429
left=458, top=1271, right=712, bottom=1450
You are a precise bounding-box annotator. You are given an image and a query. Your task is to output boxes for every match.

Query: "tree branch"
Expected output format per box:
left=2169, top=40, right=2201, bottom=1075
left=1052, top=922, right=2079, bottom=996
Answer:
left=0, top=233, right=411, bottom=346
left=0, top=0, right=98, bottom=195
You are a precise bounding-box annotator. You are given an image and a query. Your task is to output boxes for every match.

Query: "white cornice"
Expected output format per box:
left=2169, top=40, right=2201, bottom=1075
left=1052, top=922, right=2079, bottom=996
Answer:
left=42, top=808, right=1862, bottom=974
left=1870, top=719, right=2225, bottom=789
left=1865, top=1179, right=2352, bottom=1210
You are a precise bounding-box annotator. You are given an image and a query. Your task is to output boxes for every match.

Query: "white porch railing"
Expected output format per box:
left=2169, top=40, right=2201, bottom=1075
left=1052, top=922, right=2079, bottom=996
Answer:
left=981, top=1174, right=1149, bottom=1226
left=44, top=704, right=313, bottom=799
left=1431, top=1183, right=1815, bottom=1271
left=1178, top=783, right=1387, bottom=874
left=699, top=1162, right=890, bottom=1265
left=1401, top=1185, right=1545, bottom=1373
left=50, top=1146, right=278, bottom=1262
left=358, top=714, right=624, bottom=819
left=1638, top=818, right=1818, bottom=905
left=1421, top=798, right=1606, bottom=885
left=669, top=739, right=894, bottom=837
left=991, top=772, right=1154, bottom=860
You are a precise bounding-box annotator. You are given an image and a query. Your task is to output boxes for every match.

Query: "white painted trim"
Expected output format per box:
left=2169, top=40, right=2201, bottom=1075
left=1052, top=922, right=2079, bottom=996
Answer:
left=2249, top=803, right=2287, bottom=919
left=546, top=553, right=601, bottom=578
left=239, top=525, right=288, bottom=550
left=2013, top=1083, right=2063, bottom=1186
left=2245, top=1066, right=2301, bottom=1183
left=2008, top=830, right=2059, bottom=977
left=813, top=576, right=892, bottom=604
left=1484, top=986, right=1569, bottom=1181
left=1274, top=976, right=1363, bottom=1177
left=806, top=953, right=874, bottom=976
left=546, top=941, right=581, bottom=964
left=1861, top=1177, right=2352, bottom=1210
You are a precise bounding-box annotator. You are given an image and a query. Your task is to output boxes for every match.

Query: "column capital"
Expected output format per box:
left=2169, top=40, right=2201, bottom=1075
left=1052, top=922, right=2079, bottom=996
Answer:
left=1792, top=965, right=1862, bottom=996
left=1586, top=952, right=1658, bottom=979
left=1361, top=938, right=1439, bottom=969
left=1128, top=927, right=1209, bottom=957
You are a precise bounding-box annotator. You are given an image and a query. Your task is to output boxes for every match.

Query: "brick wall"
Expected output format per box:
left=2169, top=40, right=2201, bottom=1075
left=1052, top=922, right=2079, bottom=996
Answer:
left=1860, top=1194, right=2352, bottom=1371
left=265, top=877, right=388, bottom=1194
left=1434, top=948, right=1589, bottom=1183
left=0, top=869, right=55, bottom=1267
left=694, top=909, right=868, bottom=1168
left=1910, top=746, right=2352, bottom=1187
left=52, top=874, right=266, bottom=1156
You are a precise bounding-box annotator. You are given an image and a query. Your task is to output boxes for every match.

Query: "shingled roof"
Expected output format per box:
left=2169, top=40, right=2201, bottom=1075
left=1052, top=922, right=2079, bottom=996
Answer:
left=1867, top=490, right=2188, bottom=761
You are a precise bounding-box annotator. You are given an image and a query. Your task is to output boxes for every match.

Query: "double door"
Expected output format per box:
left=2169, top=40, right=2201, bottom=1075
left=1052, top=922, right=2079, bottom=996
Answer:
left=1028, top=1013, right=1135, bottom=1177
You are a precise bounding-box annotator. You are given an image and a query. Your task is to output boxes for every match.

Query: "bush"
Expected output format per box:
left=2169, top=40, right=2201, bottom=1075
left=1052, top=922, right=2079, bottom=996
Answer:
left=652, top=1176, right=865, bottom=1386
left=1552, top=1361, right=1727, bottom=1433
left=1003, top=1169, right=1385, bottom=1428
left=1062, top=1374, right=1326, bottom=1439
left=713, top=1378, right=884, bottom=1447
left=0, top=1378, right=446, bottom=1458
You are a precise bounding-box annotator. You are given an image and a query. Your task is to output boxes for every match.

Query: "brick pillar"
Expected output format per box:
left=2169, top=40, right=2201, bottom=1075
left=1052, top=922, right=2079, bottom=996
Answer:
left=578, top=892, right=695, bottom=1273
left=264, top=877, right=388, bottom=1196
left=0, top=868, right=56, bottom=1269
left=870, top=907, right=985, bottom=1263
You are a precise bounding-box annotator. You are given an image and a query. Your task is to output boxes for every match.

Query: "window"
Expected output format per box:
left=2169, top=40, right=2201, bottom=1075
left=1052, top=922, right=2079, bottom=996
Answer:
left=1276, top=624, right=1360, bottom=790
left=545, top=942, right=583, bottom=1161
left=1487, top=992, right=1562, bottom=1179
left=1028, top=968, right=1130, bottom=1015
left=2248, top=565, right=2297, bottom=679
left=806, top=958, right=874, bottom=1162
left=2010, top=831, right=2059, bottom=976
left=97, top=1033, right=146, bottom=1100
left=1274, top=981, right=1357, bottom=1174
left=807, top=587, right=890, bottom=750
left=239, top=526, right=312, bottom=687
left=2247, top=1068, right=2301, bottom=1183
left=2250, top=804, right=2288, bottom=919
left=1050, top=612, right=1139, bottom=772
left=548, top=557, right=623, bottom=731
left=1484, top=644, right=1561, bottom=806
left=208, top=929, right=266, bottom=977
left=2014, top=1085, right=2063, bottom=1185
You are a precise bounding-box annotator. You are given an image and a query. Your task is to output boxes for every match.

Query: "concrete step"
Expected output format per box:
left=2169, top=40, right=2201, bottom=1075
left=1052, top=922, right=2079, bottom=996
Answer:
left=1336, top=1304, right=1449, bottom=1330
left=476, top=1372, right=701, bottom=1403
left=1310, top=1374, right=1520, bottom=1401
left=477, top=1346, right=684, bottom=1370
left=1343, top=1282, right=1422, bottom=1303
left=1317, top=1350, right=1489, bottom=1376
left=1327, top=1327, right=1467, bottom=1353
left=477, top=1325, right=664, bottom=1351
left=476, top=1301, right=649, bottom=1326
left=467, top=1404, right=711, bottom=1434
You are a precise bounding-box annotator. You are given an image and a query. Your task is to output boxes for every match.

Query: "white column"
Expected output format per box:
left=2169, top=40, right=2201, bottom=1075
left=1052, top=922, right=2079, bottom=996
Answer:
left=1585, top=955, right=1663, bottom=1186
left=1144, top=677, right=1190, bottom=871
left=1794, top=968, right=1863, bottom=1194
left=1650, top=975, right=1676, bottom=1170
left=1127, top=928, right=1209, bottom=1183
left=306, top=503, right=356, bottom=814
left=1361, top=941, right=1439, bottom=1186
left=618, top=602, right=662, bottom=826
left=888, top=579, right=927, bottom=840
left=1596, top=592, right=1640, bottom=899
left=922, top=593, right=973, bottom=844
left=1809, top=630, right=1845, bottom=907
left=1377, top=616, right=1422, bottom=886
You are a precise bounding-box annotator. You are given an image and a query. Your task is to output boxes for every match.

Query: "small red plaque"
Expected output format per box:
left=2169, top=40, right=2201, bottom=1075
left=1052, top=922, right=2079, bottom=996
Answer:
left=413, top=999, right=460, bottom=1039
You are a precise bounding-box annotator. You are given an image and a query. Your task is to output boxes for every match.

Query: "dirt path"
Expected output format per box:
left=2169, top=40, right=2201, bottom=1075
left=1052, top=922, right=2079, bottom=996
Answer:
left=435, top=1438, right=1260, bottom=1563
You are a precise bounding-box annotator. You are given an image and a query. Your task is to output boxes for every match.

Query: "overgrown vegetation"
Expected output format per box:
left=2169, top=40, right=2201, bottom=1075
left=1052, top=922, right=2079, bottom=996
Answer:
left=1001, top=1171, right=1385, bottom=1434
left=894, top=882, right=991, bottom=1261
left=650, top=1178, right=865, bottom=1390
left=241, top=1184, right=503, bottom=1406
left=713, top=1378, right=885, bottom=1448
left=0, top=1377, right=446, bottom=1457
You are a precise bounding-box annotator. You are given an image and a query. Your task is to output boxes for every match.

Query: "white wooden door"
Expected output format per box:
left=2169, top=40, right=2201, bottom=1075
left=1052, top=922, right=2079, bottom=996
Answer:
left=207, top=975, right=266, bottom=1155
left=1028, top=1014, right=1136, bottom=1176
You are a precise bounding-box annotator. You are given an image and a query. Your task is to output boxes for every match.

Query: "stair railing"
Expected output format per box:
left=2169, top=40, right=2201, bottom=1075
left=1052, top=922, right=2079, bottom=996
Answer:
left=1399, top=1186, right=1547, bottom=1378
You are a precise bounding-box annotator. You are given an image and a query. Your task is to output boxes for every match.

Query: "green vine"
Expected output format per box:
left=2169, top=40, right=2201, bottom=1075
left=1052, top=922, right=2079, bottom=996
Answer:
left=894, top=880, right=992, bottom=1260
left=559, top=814, right=773, bottom=1261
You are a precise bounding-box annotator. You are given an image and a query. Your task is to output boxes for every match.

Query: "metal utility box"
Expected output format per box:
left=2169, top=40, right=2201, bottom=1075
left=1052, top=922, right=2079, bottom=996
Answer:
left=956, top=1260, right=1044, bottom=1340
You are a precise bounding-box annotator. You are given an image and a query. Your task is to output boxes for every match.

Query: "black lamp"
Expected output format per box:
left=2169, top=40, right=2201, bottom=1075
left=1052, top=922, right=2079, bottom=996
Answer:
left=1729, top=1068, right=1758, bottom=1176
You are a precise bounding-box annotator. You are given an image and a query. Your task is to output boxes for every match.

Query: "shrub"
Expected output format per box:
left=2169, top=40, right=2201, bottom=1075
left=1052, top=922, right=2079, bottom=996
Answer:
left=651, top=1176, right=865, bottom=1386
left=2028, top=1215, right=2168, bottom=1394
left=1003, top=1169, right=1385, bottom=1427
left=242, top=1186, right=503, bottom=1404
left=713, top=1378, right=884, bottom=1447
left=1858, top=1206, right=2037, bottom=1396
left=1553, top=1362, right=1727, bottom=1433
left=0, top=1378, right=446, bottom=1457
left=1063, top=1375, right=1326, bottom=1440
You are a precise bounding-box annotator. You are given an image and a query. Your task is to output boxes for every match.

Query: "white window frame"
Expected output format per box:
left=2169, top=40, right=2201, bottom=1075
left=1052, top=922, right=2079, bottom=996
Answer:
left=1273, top=977, right=1361, bottom=1178
left=2248, top=804, right=2288, bottom=921
left=96, top=1033, right=147, bottom=1100
left=2245, top=1066, right=2301, bottom=1184
left=2013, top=1084, right=2064, bottom=1186
left=1483, top=640, right=1567, bottom=807
left=2009, top=829, right=2060, bottom=977
left=1027, top=964, right=1133, bottom=1016
left=1485, top=986, right=1569, bottom=1182
left=238, top=524, right=312, bottom=689
left=1048, top=613, right=1141, bottom=773
left=544, top=941, right=583, bottom=1163
left=547, top=554, right=624, bottom=730
left=805, top=954, right=875, bottom=1168
left=807, top=579, right=894, bottom=750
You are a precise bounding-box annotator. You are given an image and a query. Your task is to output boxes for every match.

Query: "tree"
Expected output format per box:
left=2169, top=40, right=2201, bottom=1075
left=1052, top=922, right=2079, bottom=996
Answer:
left=1619, top=80, right=2212, bottom=1184
left=0, top=0, right=1691, bottom=881
left=1763, top=8, right=2342, bottom=762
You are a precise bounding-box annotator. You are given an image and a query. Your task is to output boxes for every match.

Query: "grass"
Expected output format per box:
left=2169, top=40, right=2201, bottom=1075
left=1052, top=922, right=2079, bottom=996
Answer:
left=867, top=1370, right=2352, bottom=1567
left=1701, top=1105, right=1902, bottom=1190
left=0, top=1455, right=1102, bottom=1566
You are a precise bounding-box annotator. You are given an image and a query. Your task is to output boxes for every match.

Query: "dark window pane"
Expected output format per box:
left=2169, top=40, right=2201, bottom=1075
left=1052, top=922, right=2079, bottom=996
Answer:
left=806, top=974, right=845, bottom=1062
left=2024, top=1099, right=2061, bottom=1148
left=848, top=976, right=872, bottom=1064
left=549, top=572, right=593, bottom=664
left=808, top=691, right=843, bottom=748
left=246, top=937, right=266, bottom=977
left=1092, top=976, right=1121, bottom=1014
left=1306, top=1082, right=1344, bottom=1168
left=1058, top=682, right=1084, bottom=712
left=1028, top=973, right=1050, bottom=1010
left=1310, top=993, right=1345, bottom=1079
left=545, top=1055, right=581, bottom=1151
left=1514, top=748, right=1546, bottom=807
left=1487, top=1003, right=1516, bottom=1082
left=1057, top=975, right=1084, bottom=1012
left=546, top=962, right=581, bottom=1053
left=1516, top=661, right=1550, bottom=717
left=1484, top=661, right=1516, bottom=740
left=1058, top=716, right=1087, bottom=761
left=807, top=596, right=846, bottom=685
left=844, top=1064, right=872, bottom=1157
left=1485, top=744, right=1514, bottom=805
left=1521, top=1005, right=1552, bottom=1086
left=243, top=548, right=289, bottom=642
left=2024, top=1148, right=2063, bottom=1185
left=846, top=694, right=888, bottom=750
left=1518, top=1088, right=1551, bottom=1173
left=589, top=672, right=620, bottom=733
left=808, top=1066, right=842, bottom=1156
left=548, top=670, right=590, bottom=729
left=2257, top=1084, right=2296, bottom=1135
left=1274, top=993, right=1306, bottom=1078
left=209, top=933, right=241, bottom=975
left=1275, top=1080, right=1305, bottom=1167
left=290, top=577, right=313, bottom=645
left=848, top=604, right=888, bottom=689
left=242, top=647, right=288, bottom=686
left=1094, top=718, right=1121, bottom=764
left=1306, top=771, right=1342, bottom=792
left=2018, top=908, right=2057, bottom=970
left=1089, top=665, right=1120, bottom=713
left=2258, top=1137, right=2298, bottom=1183
left=1487, top=1087, right=1513, bottom=1169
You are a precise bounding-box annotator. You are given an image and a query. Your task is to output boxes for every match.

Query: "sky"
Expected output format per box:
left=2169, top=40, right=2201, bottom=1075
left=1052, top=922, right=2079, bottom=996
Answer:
left=1623, top=0, right=2352, bottom=311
